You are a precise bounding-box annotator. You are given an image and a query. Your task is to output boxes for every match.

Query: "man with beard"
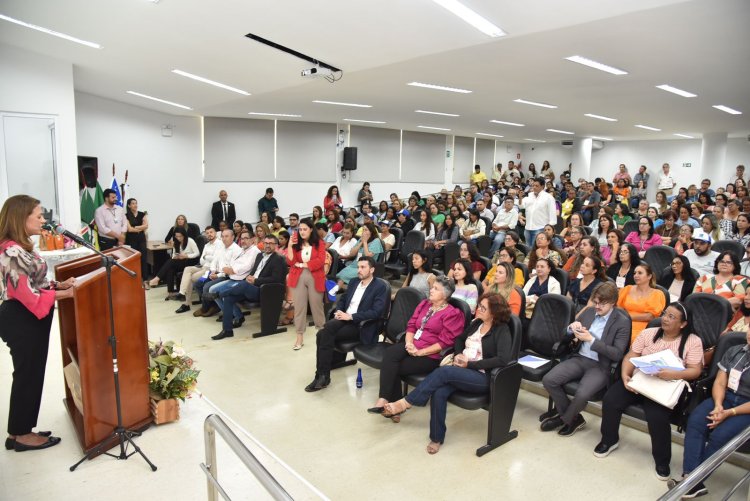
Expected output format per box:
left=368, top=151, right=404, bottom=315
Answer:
left=193, top=229, right=241, bottom=317
left=212, top=235, right=287, bottom=340
left=683, top=230, right=719, bottom=277
left=305, top=257, right=388, bottom=392
left=174, top=226, right=220, bottom=313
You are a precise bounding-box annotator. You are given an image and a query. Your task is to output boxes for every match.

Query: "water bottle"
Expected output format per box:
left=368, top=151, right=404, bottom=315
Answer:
left=356, top=368, right=363, bottom=388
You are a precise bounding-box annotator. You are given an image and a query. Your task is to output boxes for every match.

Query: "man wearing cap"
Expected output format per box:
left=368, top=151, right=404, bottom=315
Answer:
left=395, top=209, right=415, bottom=234
left=305, top=256, right=388, bottom=392
left=684, top=230, right=720, bottom=276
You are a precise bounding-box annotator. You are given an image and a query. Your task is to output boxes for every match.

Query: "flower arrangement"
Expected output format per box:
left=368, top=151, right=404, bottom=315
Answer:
left=148, top=340, right=200, bottom=402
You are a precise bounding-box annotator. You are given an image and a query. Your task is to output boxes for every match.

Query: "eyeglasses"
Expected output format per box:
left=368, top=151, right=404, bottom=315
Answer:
left=592, top=301, right=611, bottom=308
left=477, top=303, right=488, bottom=312
left=719, top=260, right=734, bottom=264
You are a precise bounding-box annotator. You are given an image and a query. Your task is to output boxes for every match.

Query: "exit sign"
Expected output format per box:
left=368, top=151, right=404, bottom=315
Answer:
left=682, top=162, right=692, bottom=168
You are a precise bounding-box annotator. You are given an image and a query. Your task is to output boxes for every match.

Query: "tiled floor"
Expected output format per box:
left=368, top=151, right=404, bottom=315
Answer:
left=1, top=288, right=748, bottom=500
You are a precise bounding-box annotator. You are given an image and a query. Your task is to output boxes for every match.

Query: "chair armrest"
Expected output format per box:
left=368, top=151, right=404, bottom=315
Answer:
left=394, top=330, right=407, bottom=342
left=440, top=346, right=455, bottom=357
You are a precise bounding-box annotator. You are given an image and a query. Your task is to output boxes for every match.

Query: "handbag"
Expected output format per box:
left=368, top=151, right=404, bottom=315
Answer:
left=626, top=370, right=690, bottom=409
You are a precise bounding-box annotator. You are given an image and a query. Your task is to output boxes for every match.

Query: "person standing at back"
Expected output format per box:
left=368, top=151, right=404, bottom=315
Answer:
left=211, top=190, right=236, bottom=229
left=257, top=187, right=279, bottom=220
left=94, top=188, right=127, bottom=251
left=470, top=164, right=486, bottom=187
left=520, top=177, right=557, bottom=246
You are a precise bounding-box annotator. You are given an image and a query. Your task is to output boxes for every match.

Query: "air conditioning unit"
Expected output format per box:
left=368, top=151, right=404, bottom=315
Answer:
left=561, top=140, right=574, bottom=147
left=592, top=140, right=604, bottom=151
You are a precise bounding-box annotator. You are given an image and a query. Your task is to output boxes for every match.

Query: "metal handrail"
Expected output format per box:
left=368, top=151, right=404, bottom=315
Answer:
left=657, top=424, right=750, bottom=501
left=201, top=414, right=293, bottom=501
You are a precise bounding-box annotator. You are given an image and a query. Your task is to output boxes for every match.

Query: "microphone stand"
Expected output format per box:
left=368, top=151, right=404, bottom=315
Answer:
left=69, top=236, right=156, bottom=472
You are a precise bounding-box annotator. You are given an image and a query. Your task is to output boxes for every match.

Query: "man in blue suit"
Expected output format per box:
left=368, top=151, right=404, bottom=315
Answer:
left=305, top=256, right=388, bottom=392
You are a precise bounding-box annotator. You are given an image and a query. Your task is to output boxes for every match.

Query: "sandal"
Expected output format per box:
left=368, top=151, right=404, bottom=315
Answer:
left=383, top=399, right=409, bottom=421
left=426, top=442, right=441, bottom=455
left=279, top=317, right=294, bottom=326
left=282, top=300, right=294, bottom=311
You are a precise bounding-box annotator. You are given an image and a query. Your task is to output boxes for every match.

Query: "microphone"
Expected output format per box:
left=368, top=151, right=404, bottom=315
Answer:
left=54, top=224, right=90, bottom=247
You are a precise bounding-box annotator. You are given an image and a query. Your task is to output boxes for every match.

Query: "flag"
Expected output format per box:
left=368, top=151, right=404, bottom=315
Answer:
left=110, top=164, right=123, bottom=207
left=80, top=183, right=104, bottom=248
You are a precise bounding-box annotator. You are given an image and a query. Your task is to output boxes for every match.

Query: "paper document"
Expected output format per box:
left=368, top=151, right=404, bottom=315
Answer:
left=518, top=355, right=551, bottom=369
left=631, top=349, right=685, bottom=375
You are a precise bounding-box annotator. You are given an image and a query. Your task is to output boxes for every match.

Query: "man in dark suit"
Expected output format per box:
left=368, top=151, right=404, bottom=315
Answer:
left=212, top=235, right=287, bottom=340
left=211, top=190, right=236, bottom=229
left=305, top=256, right=388, bottom=392
left=540, top=282, right=631, bottom=436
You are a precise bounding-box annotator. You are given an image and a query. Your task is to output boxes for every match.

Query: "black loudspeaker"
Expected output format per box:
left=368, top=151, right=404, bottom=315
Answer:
left=343, top=147, right=358, bottom=170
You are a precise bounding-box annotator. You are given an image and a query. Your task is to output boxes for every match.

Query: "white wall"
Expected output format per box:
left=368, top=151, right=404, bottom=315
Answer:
left=75, top=93, right=449, bottom=239
left=0, top=44, right=79, bottom=230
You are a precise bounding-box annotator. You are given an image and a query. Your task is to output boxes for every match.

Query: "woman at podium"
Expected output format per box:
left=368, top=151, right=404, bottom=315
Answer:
left=0, top=195, right=75, bottom=452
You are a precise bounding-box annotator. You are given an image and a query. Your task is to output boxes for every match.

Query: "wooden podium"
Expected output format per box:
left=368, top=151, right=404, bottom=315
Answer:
left=55, top=246, right=152, bottom=456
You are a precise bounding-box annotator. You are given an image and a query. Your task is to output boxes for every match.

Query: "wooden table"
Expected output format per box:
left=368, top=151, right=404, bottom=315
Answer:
left=146, top=241, right=170, bottom=277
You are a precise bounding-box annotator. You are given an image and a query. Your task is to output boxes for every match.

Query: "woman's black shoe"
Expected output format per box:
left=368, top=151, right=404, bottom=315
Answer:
left=175, top=304, right=190, bottom=314
left=14, top=435, right=61, bottom=452
left=5, top=431, right=53, bottom=450
left=367, top=406, right=385, bottom=414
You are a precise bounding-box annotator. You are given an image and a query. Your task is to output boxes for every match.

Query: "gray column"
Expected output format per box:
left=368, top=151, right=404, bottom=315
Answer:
left=572, top=138, right=593, bottom=181
left=700, top=132, right=728, bottom=185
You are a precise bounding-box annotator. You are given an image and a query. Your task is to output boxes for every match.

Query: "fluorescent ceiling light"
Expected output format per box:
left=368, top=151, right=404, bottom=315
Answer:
left=0, top=13, right=101, bottom=49
left=172, top=69, right=249, bottom=96
left=635, top=124, right=661, bottom=131
left=415, top=110, right=460, bottom=117
left=591, top=136, right=613, bottom=141
left=514, top=99, right=557, bottom=109
left=343, top=119, right=386, bottom=124
left=126, top=91, right=192, bottom=110
left=584, top=113, right=617, bottom=122
left=418, top=125, right=451, bottom=131
left=490, top=120, right=524, bottom=127
left=431, top=0, right=505, bottom=38
left=713, top=105, right=742, bottom=115
left=524, top=138, right=546, bottom=143
left=313, top=100, right=372, bottom=108
left=655, top=84, right=697, bottom=98
left=547, top=128, right=575, bottom=135
left=673, top=133, right=695, bottom=139
left=407, top=82, right=472, bottom=94
left=475, top=133, right=504, bottom=138
left=565, top=55, right=627, bottom=76
left=248, top=112, right=301, bottom=117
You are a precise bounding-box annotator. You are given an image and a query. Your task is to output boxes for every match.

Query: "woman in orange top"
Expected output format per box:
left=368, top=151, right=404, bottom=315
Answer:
left=484, top=262, right=522, bottom=316
left=286, top=218, right=327, bottom=350
left=617, top=263, right=666, bottom=343
left=613, top=178, right=631, bottom=204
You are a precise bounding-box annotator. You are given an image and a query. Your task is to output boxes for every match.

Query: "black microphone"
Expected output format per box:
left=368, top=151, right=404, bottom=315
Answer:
left=54, top=224, right=89, bottom=247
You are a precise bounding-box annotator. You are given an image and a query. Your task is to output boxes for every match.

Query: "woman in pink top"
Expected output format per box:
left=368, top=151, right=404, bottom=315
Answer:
left=369, top=277, right=465, bottom=420
left=0, top=195, right=76, bottom=452
left=596, top=303, right=703, bottom=480
left=625, top=216, right=663, bottom=258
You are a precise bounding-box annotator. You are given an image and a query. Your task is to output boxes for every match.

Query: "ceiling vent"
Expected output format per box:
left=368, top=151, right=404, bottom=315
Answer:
left=561, top=140, right=574, bottom=148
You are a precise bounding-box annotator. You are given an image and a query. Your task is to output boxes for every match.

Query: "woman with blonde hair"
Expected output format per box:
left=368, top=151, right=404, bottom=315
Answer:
left=486, top=261, right=522, bottom=316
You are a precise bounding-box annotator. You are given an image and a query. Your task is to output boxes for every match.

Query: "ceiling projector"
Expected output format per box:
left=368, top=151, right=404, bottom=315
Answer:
left=301, top=66, right=333, bottom=78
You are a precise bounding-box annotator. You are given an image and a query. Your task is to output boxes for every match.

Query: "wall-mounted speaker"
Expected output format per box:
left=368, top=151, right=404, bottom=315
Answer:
left=343, top=146, right=357, bottom=170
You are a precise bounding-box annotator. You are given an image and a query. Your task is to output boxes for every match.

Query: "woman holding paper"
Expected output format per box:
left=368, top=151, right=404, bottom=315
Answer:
left=594, top=303, right=703, bottom=482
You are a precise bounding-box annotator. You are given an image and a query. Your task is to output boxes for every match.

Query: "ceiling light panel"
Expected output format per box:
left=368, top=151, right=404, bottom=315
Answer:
left=490, top=120, right=524, bottom=127
left=565, top=55, right=627, bottom=75
left=514, top=99, right=557, bottom=109
left=524, top=139, right=546, bottom=143
left=126, top=91, right=192, bottom=110
left=713, top=105, right=742, bottom=115
left=584, top=113, right=617, bottom=122
left=431, top=0, right=505, bottom=38
left=172, top=69, right=250, bottom=96
left=635, top=124, right=661, bottom=131
left=248, top=112, right=301, bottom=117
left=0, top=13, right=101, bottom=48
left=673, top=133, right=695, bottom=139
left=591, top=136, right=613, bottom=141
left=547, top=128, right=574, bottom=135
left=415, top=110, right=460, bottom=117
left=417, top=125, right=451, bottom=131
left=313, top=100, right=372, bottom=108
left=655, top=84, right=697, bottom=98
left=407, top=82, right=472, bottom=94
left=475, top=133, right=504, bottom=138
left=343, top=119, right=386, bottom=124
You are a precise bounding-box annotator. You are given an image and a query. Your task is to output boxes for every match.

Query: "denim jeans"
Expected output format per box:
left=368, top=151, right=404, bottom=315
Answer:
left=683, top=392, right=750, bottom=474
left=489, top=230, right=506, bottom=256
left=200, top=277, right=228, bottom=309
left=217, top=280, right=261, bottom=332
left=405, top=365, right=489, bottom=444
left=524, top=228, right=542, bottom=247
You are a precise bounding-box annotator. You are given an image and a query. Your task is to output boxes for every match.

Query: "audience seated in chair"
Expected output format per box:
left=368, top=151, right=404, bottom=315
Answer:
left=192, top=229, right=241, bottom=317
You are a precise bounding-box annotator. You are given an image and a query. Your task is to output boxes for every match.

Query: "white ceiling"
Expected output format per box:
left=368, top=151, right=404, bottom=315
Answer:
left=1, top=0, right=749, bottom=142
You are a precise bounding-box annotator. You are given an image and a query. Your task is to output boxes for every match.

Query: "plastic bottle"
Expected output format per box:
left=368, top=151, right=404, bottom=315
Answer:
left=356, top=368, right=363, bottom=389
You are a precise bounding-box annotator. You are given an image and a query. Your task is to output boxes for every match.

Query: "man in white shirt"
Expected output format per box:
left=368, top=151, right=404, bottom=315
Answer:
left=305, top=257, right=388, bottom=392
left=94, top=189, right=127, bottom=250
left=729, top=164, right=745, bottom=185
left=489, top=197, right=519, bottom=255
left=205, top=231, right=260, bottom=317
left=193, top=229, right=241, bottom=317
left=521, top=177, right=557, bottom=246
left=684, top=230, right=719, bottom=277
left=475, top=199, right=495, bottom=221
left=175, top=226, right=220, bottom=313
left=657, top=163, right=676, bottom=196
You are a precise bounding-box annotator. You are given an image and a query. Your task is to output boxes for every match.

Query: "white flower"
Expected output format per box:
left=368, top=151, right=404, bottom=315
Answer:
left=172, top=346, right=186, bottom=358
